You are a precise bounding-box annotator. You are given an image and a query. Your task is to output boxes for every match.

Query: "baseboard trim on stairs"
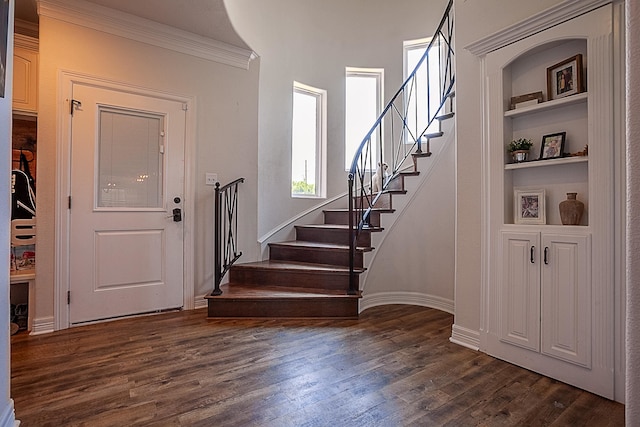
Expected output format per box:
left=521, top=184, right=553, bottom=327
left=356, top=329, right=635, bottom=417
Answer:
left=360, top=291, right=454, bottom=314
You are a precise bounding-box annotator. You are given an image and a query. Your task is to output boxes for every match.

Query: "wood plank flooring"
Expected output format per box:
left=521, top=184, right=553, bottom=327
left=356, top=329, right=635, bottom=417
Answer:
left=11, top=305, right=624, bottom=426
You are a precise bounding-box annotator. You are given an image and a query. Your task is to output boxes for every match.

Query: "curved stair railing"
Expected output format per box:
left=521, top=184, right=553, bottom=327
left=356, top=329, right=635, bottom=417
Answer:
left=347, top=0, right=455, bottom=293
left=212, top=177, right=245, bottom=296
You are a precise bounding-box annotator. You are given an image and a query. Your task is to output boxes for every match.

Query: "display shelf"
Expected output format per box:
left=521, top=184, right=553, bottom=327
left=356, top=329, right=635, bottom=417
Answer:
left=504, top=92, right=587, bottom=118
left=505, top=155, right=588, bottom=170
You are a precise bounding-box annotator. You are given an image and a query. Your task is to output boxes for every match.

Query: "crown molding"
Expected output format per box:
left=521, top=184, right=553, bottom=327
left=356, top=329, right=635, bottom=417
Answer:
left=14, top=33, right=39, bottom=51
left=465, top=0, right=611, bottom=56
left=37, top=0, right=256, bottom=69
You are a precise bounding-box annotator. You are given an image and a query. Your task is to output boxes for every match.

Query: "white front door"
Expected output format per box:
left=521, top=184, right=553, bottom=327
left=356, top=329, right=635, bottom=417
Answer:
left=68, top=83, right=185, bottom=324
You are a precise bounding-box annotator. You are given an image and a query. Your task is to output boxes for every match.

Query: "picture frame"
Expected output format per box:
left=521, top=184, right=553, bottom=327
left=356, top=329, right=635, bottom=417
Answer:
left=539, top=132, right=566, bottom=160
left=514, top=189, right=546, bottom=225
left=547, top=54, right=583, bottom=101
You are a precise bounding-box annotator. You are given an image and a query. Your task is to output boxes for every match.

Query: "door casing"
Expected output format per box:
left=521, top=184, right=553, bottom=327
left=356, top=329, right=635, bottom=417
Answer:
left=56, top=71, right=196, bottom=330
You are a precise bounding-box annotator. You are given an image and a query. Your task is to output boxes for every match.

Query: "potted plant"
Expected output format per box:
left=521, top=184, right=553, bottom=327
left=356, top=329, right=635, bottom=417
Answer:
left=507, top=138, right=533, bottom=162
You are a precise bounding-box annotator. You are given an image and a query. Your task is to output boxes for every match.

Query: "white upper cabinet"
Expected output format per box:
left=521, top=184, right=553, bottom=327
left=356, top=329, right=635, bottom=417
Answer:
left=12, top=35, right=38, bottom=114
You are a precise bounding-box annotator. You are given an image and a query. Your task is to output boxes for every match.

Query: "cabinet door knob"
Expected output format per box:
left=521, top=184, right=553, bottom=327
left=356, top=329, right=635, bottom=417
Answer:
left=530, top=246, right=535, bottom=263
left=544, top=247, right=549, bottom=265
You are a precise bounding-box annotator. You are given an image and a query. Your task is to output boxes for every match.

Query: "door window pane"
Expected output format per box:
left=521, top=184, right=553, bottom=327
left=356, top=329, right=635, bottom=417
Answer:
left=97, top=108, right=163, bottom=208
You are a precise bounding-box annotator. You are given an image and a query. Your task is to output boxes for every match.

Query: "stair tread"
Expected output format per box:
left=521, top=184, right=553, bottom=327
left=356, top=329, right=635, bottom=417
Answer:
left=207, top=284, right=361, bottom=299
left=323, top=207, right=395, bottom=213
left=412, top=151, right=433, bottom=158
left=270, top=240, right=372, bottom=252
left=437, top=112, right=455, bottom=120
left=232, top=260, right=365, bottom=273
left=424, top=131, right=444, bottom=138
left=397, top=171, right=420, bottom=176
left=296, top=223, right=384, bottom=232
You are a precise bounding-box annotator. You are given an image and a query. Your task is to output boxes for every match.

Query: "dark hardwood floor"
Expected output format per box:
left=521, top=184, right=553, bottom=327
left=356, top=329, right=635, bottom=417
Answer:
left=11, top=305, right=624, bottom=426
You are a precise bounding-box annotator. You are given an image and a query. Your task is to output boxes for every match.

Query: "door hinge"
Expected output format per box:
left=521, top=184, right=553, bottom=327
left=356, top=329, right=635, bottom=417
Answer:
left=67, top=291, right=71, bottom=304
left=68, top=196, right=72, bottom=209
left=70, top=99, right=82, bottom=116
left=182, top=103, right=188, bottom=111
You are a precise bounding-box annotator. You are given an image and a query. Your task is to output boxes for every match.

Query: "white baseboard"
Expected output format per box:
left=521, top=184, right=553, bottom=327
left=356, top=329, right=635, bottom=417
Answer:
left=30, top=317, right=54, bottom=335
left=450, top=323, right=480, bottom=351
left=360, top=292, right=454, bottom=314
left=194, top=295, right=208, bottom=310
left=0, top=399, right=17, bottom=427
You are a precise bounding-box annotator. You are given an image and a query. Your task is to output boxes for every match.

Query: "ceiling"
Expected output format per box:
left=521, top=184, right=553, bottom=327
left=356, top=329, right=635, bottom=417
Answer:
left=14, top=0, right=249, bottom=49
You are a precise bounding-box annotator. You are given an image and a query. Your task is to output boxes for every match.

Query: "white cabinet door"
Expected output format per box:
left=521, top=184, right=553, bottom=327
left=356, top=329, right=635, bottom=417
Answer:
left=500, top=231, right=540, bottom=352
left=500, top=230, right=591, bottom=368
left=12, top=47, right=38, bottom=113
left=541, top=233, right=591, bottom=367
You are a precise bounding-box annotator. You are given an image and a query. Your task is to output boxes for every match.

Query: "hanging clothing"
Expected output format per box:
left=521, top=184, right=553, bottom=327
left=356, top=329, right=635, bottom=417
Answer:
left=11, top=151, right=36, bottom=220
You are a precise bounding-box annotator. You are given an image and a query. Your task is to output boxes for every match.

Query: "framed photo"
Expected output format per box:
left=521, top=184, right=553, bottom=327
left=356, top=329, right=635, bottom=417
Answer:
left=514, top=189, right=546, bottom=225
left=539, top=132, right=566, bottom=160
left=547, top=54, right=583, bottom=100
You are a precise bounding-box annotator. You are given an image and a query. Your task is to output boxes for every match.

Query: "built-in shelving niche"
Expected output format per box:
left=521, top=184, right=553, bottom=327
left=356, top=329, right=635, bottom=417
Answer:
left=502, top=38, right=589, bottom=226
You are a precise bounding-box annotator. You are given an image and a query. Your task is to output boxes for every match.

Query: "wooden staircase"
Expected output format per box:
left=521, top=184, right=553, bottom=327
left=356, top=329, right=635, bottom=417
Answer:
left=205, top=173, right=417, bottom=319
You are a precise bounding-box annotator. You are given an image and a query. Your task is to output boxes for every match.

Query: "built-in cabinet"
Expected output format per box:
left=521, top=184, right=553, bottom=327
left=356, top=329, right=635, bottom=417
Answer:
left=10, top=34, right=38, bottom=334
left=500, top=231, right=591, bottom=367
left=479, top=4, right=616, bottom=399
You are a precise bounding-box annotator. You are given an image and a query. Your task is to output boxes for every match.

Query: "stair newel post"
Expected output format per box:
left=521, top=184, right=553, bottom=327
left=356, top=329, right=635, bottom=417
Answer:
left=348, top=173, right=357, bottom=295
left=213, top=181, right=223, bottom=296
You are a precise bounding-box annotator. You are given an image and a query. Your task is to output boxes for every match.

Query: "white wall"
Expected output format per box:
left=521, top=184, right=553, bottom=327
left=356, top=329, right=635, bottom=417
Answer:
left=34, top=13, right=260, bottom=324
left=225, top=0, right=449, bottom=237
left=1, top=0, right=17, bottom=424
left=626, top=0, right=639, bottom=421
left=361, top=126, right=455, bottom=309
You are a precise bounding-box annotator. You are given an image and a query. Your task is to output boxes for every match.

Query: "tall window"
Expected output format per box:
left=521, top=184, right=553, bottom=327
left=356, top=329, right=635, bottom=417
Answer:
left=345, top=68, right=383, bottom=171
left=404, top=37, right=441, bottom=142
left=291, top=82, right=326, bottom=198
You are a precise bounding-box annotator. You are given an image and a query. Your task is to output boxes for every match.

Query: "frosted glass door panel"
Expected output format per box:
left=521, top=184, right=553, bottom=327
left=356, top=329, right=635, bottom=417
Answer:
left=98, top=109, right=163, bottom=208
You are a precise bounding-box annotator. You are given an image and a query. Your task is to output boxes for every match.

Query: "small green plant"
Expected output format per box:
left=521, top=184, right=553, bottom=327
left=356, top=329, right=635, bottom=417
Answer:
left=507, top=138, right=533, bottom=152
left=292, top=180, right=315, bottom=195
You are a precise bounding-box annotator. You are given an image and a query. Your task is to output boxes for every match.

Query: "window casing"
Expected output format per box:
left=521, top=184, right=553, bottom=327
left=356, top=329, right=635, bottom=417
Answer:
left=345, top=68, right=383, bottom=171
left=291, top=82, right=326, bottom=198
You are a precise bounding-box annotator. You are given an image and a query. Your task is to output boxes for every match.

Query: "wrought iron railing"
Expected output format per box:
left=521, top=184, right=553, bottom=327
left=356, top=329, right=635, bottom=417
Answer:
left=347, top=0, right=455, bottom=293
left=212, top=177, right=245, bottom=296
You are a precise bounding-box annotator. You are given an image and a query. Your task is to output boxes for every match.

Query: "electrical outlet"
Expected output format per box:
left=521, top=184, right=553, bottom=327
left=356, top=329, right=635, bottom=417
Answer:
left=205, top=173, right=218, bottom=186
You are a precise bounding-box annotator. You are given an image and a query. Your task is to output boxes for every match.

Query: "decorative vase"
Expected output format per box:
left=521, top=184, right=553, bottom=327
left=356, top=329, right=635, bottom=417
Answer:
left=559, top=192, right=584, bottom=225
left=512, top=150, right=529, bottom=163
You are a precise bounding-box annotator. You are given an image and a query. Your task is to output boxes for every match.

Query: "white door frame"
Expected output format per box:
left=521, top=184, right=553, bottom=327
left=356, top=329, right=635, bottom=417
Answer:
left=55, top=70, right=196, bottom=330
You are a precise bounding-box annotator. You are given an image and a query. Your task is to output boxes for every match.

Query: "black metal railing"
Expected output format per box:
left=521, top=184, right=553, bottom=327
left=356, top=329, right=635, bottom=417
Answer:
left=212, top=177, right=245, bottom=296
left=347, top=0, right=455, bottom=293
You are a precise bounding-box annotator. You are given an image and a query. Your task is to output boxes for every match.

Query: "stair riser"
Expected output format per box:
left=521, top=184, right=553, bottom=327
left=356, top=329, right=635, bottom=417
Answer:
left=385, top=175, right=405, bottom=191
left=353, top=193, right=392, bottom=209
left=295, top=227, right=371, bottom=247
left=229, top=268, right=357, bottom=291
left=323, top=211, right=381, bottom=227
left=269, top=246, right=363, bottom=268
left=207, top=297, right=359, bottom=319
